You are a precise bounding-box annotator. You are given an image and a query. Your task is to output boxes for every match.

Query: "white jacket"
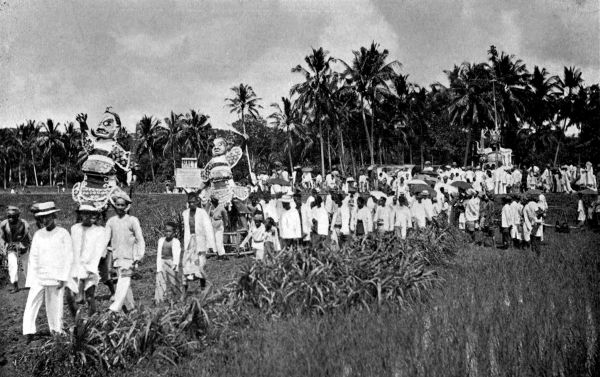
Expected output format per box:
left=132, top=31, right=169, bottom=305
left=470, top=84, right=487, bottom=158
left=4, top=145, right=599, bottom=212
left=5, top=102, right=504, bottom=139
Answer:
left=280, top=209, right=302, bottom=239
left=182, top=208, right=215, bottom=253
left=70, top=224, right=107, bottom=281
left=156, top=237, right=181, bottom=272
left=26, top=227, right=73, bottom=287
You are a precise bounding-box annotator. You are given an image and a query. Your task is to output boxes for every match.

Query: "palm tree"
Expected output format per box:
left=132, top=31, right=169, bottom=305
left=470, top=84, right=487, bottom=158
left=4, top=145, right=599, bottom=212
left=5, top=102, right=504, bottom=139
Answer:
left=182, top=110, right=212, bottom=164
left=37, top=119, right=65, bottom=186
left=0, top=128, right=18, bottom=189
left=269, top=97, right=305, bottom=174
left=291, top=47, right=336, bottom=174
left=226, top=84, right=262, bottom=175
left=554, top=66, right=585, bottom=165
left=20, top=120, right=41, bottom=186
left=161, top=111, right=185, bottom=174
left=136, top=115, right=162, bottom=181
left=61, top=122, right=82, bottom=186
left=341, top=42, right=402, bottom=165
left=526, top=66, right=559, bottom=129
left=487, top=46, right=530, bottom=150
left=446, top=63, right=494, bottom=166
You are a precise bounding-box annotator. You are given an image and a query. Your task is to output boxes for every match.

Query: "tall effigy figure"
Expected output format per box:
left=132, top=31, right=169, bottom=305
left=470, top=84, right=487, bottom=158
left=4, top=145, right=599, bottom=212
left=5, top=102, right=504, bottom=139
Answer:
left=199, top=137, right=249, bottom=206
left=72, top=107, right=131, bottom=209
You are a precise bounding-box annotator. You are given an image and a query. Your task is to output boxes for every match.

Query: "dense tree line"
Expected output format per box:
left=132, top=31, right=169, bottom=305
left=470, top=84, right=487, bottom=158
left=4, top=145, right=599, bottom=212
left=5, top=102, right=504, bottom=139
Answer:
left=1, top=44, right=598, bottom=189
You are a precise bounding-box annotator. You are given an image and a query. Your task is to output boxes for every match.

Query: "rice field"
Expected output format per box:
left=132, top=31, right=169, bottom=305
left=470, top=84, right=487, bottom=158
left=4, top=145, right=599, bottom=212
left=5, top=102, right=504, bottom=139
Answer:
left=0, top=193, right=598, bottom=377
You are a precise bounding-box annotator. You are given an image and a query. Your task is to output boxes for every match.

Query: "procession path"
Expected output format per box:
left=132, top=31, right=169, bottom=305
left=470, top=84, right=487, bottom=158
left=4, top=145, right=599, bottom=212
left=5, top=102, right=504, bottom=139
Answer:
left=0, top=253, right=250, bottom=375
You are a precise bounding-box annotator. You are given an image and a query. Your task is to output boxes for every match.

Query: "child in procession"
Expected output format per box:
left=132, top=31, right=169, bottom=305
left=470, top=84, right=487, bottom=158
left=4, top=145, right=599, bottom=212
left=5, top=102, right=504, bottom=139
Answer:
left=263, top=217, right=280, bottom=257
left=240, top=214, right=267, bottom=260
left=155, top=221, right=182, bottom=303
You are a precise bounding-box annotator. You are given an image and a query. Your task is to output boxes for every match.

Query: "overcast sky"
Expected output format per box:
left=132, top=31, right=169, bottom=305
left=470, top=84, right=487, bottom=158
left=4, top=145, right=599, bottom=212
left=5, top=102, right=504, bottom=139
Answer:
left=1, top=0, right=598, bottom=132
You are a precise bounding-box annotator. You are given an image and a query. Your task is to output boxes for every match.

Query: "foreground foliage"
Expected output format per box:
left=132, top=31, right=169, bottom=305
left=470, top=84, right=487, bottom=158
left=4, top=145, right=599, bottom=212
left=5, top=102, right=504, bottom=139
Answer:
left=226, top=226, right=462, bottom=316
left=169, top=231, right=600, bottom=377
left=27, top=298, right=208, bottom=377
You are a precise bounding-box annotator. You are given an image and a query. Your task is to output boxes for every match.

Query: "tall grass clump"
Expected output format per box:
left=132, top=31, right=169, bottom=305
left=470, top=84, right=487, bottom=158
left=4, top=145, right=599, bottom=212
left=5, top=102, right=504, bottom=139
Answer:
left=227, top=225, right=462, bottom=316
left=25, top=298, right=208, bottom=377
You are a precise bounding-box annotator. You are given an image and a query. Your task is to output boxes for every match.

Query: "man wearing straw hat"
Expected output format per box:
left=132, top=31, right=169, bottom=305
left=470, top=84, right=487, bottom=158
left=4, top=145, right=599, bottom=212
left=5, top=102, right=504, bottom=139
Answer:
left=66, top=203, right=107, bottom=316
left=1, top=206, right=31, bottom=293
left=23, top=201, right=73, bottom=340
left=105, top=191, right=145, bottom=312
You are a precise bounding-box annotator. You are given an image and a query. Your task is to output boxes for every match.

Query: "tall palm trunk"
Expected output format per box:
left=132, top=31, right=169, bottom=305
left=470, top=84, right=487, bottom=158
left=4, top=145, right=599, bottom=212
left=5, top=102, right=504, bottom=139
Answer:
left=49, top=151, right=52, bottom=186
left=327, top=129, right=332, bottom=171
left=31, top=150, right=39, bottom=186
left=318, top=119, right=325, bottom=176
left=553, top=121, right=569, bottom=166
left=350, top=142, right=357, bottom=177
left=420, top=122, right=424, bottom=169
left=359, top=147, right=364, bottom=167
left=370, top=98, right=377, bottom=165
left=172, top=141, right=177, bottom=175
left=463, top=125, right=472, bottom=167
left=337, top=122, right=346, bottom=175
left=149, top=150, right=156, bottom=181
left=315, top=104, right=325, bottom=176
left=400, top=143, right=405, bottom=165
left=286, top=124, right=294, bottom=176
left=241, top=108, right=253, bottom=177
left=360, top=96, right=374, bottom=165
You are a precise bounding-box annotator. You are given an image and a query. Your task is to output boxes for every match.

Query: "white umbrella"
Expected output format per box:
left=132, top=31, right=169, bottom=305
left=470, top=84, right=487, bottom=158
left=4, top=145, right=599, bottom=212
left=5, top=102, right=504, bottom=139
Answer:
left=369, top=190, right=387, bottom=200
left=407, top=179, right=427, bottom=185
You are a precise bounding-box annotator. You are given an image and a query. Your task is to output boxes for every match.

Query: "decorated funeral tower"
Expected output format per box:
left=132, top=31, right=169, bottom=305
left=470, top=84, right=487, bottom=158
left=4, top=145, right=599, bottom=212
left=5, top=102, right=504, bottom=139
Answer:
left=72, top=107, right=132, bottom=209
left=198, top=137, right=249, bottom=206
left=476, top=126, right=513, bottom=168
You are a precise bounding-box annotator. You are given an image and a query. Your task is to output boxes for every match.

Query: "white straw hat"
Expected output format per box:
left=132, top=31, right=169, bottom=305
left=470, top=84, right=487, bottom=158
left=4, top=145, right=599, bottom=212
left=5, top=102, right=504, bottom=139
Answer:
left=34, top=201, right=61, bottom=217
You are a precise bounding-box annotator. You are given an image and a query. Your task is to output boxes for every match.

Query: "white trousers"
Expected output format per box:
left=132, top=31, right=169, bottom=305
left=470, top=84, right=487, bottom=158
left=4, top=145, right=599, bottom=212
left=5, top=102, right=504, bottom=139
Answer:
left=7, top=252, right=18, bottom=284
left=214, top=229, right=225, bottom=256
left=109, top=269, right=135, bottom=312
left=23, top=284, right=64, bottom=335
left=510, top=225, right=522, bottom=240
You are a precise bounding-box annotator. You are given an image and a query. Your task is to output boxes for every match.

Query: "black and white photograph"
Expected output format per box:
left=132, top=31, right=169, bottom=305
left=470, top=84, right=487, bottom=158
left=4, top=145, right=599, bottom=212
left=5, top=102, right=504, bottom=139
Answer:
left=0, top=0, right=599, bottom=375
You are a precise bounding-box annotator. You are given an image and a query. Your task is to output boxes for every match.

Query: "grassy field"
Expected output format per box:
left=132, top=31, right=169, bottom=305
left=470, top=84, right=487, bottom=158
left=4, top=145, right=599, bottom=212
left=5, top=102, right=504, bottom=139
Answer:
left=127, top=229, right=598, bottom=377
left=0, top=193, right=598, bottom=376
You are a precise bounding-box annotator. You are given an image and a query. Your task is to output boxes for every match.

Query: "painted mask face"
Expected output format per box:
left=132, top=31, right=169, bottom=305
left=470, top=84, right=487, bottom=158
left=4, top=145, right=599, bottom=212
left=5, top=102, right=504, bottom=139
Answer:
left=93, top=114, right=119, bottom=140
left=212, top=138, right=227, bottom=156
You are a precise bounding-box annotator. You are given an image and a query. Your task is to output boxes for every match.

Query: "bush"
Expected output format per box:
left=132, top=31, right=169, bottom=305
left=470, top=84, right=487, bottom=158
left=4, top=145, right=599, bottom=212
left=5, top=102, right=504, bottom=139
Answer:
left=224, top=226, right=462, bottom=316
left=25, top=298, right=209, bottom=377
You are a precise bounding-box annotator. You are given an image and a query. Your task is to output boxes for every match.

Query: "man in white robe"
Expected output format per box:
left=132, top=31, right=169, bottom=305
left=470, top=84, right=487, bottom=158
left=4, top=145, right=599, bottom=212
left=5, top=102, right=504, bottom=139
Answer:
left=23, top=202, right=73, bottom=340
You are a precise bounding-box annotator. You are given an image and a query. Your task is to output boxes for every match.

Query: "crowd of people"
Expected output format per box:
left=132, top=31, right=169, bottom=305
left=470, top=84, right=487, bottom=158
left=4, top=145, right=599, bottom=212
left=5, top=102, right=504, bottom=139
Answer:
left=2, top=159, right=600, bottom=342
left=250, top=161, right=599, bottom=196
